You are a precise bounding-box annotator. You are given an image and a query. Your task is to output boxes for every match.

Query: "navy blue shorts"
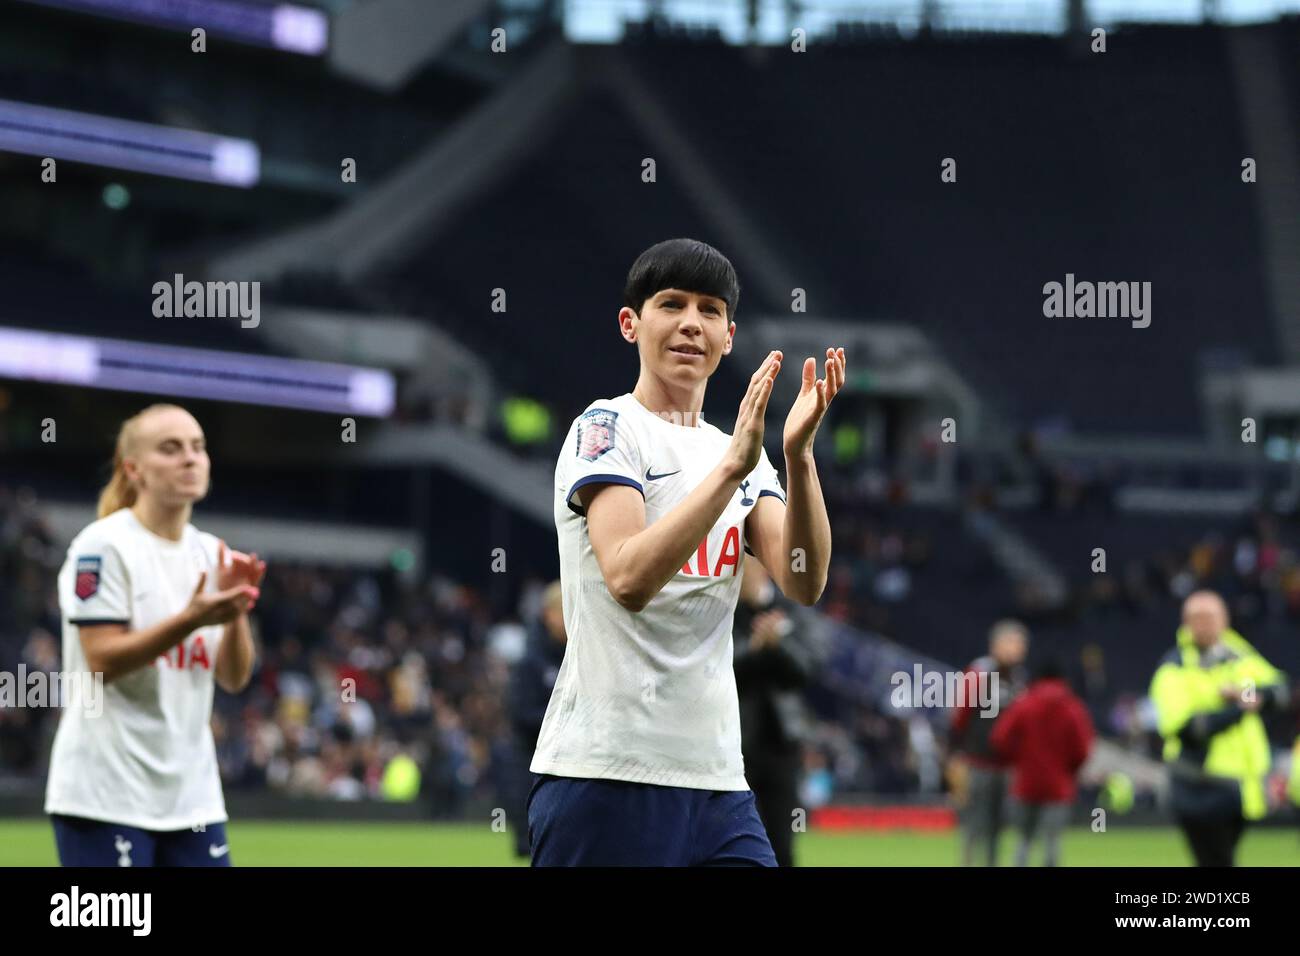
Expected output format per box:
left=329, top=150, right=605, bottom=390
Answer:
left=527, top=773, right=778, bottom=866
left=51, top=815, right=232, bottom=867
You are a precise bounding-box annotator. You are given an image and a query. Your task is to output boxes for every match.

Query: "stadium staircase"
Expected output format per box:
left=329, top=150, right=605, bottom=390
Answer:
left=206, top=37, right=580, bottom=285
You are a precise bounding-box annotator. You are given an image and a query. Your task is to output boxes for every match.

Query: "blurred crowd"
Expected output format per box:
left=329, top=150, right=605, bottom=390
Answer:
left=1066, top=512, right=1300, bottom=626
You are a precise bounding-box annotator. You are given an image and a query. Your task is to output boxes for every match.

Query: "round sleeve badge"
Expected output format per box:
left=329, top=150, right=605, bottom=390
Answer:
left=75, top=555, right=102, bottom=600
left=576, top=409, right=618, bottom=462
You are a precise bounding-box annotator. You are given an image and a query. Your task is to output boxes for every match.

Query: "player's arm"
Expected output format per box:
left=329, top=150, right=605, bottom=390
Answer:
left=80, top=572, right=257, bottom=684
left=583, top=468, right=744, bottom=613
left=583, top=352, right=782, bottom=613
left=744, top=461, right=829, bottom=606
left=215, top=615, right=255, bottom=693
left=745, top=348, right=844, bottom=606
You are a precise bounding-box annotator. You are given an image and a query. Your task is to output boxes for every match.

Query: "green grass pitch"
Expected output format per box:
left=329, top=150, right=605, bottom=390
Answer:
left=2, top=820, right=1296, bottom=866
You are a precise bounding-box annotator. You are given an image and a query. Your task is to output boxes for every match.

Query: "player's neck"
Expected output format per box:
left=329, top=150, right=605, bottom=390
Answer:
left=631, top=374, right=705, bottom=428
left=130, top=498, right=191, bottom=542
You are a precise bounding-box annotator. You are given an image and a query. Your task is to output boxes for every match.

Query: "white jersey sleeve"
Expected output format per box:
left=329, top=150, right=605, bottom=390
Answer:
left=62, top=530, right=132, bottom=627
left=753, top=446, right=786, bottom=503
left=561, top=403, right=646, bottom=516
left=742, top=447, right=786, bottom=557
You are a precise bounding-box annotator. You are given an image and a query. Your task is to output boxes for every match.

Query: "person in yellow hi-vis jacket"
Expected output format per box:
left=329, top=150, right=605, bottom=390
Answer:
left=1149, top=590, right=1288, bottom=867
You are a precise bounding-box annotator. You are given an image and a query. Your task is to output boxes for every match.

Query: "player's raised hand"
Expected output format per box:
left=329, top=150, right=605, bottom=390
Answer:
left=783, top=347, right=845, bottom=458
left=723, top=350, right=781, bottom=480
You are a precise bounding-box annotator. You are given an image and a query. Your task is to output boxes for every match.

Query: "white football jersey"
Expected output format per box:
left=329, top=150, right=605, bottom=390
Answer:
left=45, top=507, right=228, bottom=831
left=531, top=392, right=786, bottom=790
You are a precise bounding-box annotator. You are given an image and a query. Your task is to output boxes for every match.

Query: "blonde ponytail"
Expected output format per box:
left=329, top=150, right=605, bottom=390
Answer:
left=97, top=403, right=188, bottom=518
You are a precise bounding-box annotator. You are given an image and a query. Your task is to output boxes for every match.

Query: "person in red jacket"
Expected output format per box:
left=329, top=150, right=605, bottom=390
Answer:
left=990, top=656, right=1094, bottom=866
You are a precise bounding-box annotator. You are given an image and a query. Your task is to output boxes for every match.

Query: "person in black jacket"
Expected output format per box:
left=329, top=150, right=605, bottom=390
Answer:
left=733, top=560, right=829, bottom=866
left=506, top=581, right=567, bottom=857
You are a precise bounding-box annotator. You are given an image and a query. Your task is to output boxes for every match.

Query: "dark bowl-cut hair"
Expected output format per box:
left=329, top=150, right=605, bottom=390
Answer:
left=623, top=238, right=740, bottom=321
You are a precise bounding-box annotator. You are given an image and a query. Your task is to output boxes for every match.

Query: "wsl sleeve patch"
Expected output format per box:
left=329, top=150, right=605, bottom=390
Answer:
left=75, top=556, right=102, bottom=600
left=576, top=408, right=618, bottom=462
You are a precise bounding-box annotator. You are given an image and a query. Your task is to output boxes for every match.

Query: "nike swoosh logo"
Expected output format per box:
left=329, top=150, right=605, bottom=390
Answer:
left=645, top=468, right=681, bottom=482
left=209, top=844, right=230, bottom=858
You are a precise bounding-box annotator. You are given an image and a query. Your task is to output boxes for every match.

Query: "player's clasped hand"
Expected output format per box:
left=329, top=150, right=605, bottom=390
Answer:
left=186, top=541, right=265, bottom=628
left=186, top=571, right=259, bottom=627
left=724, top=350, right=782, bottom=479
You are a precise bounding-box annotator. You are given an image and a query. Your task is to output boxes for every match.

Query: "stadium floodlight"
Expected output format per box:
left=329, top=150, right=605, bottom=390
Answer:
left=16, top=0, right=329, bottom=55
left=0, top=326, right=395, bottom=416
left=0, top=99, right=260, bottom=187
